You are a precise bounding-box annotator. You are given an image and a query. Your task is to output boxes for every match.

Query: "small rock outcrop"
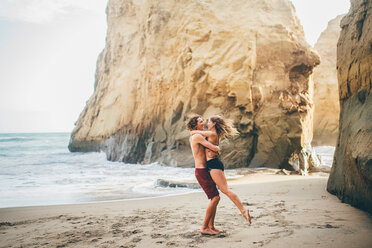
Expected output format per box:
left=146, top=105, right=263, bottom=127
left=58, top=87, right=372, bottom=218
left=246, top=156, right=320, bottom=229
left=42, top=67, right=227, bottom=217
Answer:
left=312, top=15, right=344, bottom=146
left=69, top=0, right=319, bottom=169
left=327, top=0, right=372, bottom=213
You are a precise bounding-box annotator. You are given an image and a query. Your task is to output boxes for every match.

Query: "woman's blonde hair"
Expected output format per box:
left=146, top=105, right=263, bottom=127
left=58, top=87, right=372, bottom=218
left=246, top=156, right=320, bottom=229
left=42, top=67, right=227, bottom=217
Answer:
left=209, top=115, right=239, bottom=140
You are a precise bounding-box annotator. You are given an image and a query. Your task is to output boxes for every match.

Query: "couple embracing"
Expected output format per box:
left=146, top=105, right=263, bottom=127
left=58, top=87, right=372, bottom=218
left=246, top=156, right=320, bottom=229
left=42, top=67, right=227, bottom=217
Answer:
left=186, top=115, right=251, bottom=235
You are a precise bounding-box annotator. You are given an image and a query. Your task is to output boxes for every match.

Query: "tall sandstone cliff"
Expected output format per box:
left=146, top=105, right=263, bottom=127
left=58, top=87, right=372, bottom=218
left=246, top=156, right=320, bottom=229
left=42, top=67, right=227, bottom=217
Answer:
left=312, top=15, right=344, bottom=146
left=69, top=0, right=319, bottom=169
left=327, top=0, right=372, bottom=213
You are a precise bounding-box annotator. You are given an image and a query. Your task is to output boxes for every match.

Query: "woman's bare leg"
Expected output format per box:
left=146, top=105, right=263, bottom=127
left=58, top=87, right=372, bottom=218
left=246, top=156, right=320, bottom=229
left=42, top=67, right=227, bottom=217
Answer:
left=210, top=169, right=251, bottom=224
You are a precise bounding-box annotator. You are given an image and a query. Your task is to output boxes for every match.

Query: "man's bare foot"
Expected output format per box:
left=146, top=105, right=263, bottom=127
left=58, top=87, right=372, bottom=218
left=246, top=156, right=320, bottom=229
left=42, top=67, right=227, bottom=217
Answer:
left=210, top=227, right=225, bottom=233
left=200, top=227, right=218, bottom=235
left=241, top=208, right=252, bottom=224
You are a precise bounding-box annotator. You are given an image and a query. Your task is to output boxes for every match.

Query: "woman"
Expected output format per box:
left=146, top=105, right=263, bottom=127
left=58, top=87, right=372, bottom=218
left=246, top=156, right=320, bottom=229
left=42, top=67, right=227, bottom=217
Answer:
left=191, top=115, right=252, bottom=224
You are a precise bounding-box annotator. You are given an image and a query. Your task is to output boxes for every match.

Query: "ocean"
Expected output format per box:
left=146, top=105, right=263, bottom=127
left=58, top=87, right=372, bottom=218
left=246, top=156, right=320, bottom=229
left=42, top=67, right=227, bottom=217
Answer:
left=0, top=133, right=335, bottom=208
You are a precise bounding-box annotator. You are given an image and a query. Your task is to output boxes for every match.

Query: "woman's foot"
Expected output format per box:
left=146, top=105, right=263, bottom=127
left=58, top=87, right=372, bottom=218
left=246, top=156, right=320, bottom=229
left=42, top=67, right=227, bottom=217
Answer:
left=241, top=208, right=252, bottom=224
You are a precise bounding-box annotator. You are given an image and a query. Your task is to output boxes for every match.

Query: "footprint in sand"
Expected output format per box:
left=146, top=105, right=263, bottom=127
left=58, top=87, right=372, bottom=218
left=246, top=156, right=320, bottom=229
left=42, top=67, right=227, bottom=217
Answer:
left=131, top=237, right=142, bottom=243
left=111, top=222, right=125, bottom=235
left=180, top=231, right=199, bottom=239
left=166, top=241, right=179, bottom=247
left=151, top=233, right=168, bottom=239
left=242, top=201, right=255, bottom=206
left=317, top=223, right=340, bottom=229
left=120, top=244, right=136, bottom=248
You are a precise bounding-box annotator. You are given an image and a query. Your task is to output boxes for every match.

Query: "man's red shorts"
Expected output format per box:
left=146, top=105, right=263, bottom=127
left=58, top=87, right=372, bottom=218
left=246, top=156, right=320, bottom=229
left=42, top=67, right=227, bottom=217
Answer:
left=195, top=168, right=219, bottom=199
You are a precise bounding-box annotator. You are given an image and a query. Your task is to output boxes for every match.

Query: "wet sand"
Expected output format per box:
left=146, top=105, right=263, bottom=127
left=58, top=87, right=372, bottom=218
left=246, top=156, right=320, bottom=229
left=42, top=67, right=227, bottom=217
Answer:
left=1, top=174, right=371, bottom=248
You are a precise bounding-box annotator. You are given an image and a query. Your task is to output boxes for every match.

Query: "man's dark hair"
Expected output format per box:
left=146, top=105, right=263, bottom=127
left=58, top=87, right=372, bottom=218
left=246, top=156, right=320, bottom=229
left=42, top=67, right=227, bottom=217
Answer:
left=186, top=115, right=201, bottom=131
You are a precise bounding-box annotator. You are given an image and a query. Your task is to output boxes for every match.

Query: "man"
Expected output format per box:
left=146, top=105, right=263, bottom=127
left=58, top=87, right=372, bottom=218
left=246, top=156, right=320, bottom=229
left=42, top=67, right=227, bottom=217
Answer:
left=186, top=115, right=223, bottom=235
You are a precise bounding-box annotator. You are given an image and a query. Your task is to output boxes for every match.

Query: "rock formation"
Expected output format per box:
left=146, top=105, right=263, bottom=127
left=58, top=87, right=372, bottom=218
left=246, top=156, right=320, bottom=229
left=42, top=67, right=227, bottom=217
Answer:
left=312, top=15, right=344, bottom=146
left=69, top=0, right=319, bottom=169
left=327, top=0, right=372, bottom=213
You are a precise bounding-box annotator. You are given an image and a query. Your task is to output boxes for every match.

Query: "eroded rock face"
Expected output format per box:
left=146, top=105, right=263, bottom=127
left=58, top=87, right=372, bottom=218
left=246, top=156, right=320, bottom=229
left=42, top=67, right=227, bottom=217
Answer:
left=312, top=15, right=344, bottom=146
left=327, top=0, right=372, bottom=213
left=69, top=0, right=319, bottom=169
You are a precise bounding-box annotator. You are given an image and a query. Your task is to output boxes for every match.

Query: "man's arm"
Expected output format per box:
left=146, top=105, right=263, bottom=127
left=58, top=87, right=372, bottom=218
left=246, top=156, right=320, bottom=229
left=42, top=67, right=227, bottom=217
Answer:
left=190, top=130, right=215, bottom=138
left=193, top=134, right=220, bottom=152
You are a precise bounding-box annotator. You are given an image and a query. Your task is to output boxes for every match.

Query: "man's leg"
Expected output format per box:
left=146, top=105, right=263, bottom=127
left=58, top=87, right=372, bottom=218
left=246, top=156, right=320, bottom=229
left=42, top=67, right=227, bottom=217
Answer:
left=201, top=196, right=220, bottom=235
left=208, top=202, right=217, bottom=228
left=208, top=196, right=224, bottom=233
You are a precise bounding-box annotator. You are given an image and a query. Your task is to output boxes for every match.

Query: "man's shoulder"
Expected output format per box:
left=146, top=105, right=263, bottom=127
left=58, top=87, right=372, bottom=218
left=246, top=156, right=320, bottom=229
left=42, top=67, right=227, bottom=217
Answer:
left=190, top=133, right=204, bottom=142
left=191, top=133, right=204, bottom=138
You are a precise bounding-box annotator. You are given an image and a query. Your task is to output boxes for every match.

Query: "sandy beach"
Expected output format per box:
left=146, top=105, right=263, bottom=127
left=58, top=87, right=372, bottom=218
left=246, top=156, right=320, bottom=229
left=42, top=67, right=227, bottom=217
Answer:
left=1, top=174, right=371, bottom=248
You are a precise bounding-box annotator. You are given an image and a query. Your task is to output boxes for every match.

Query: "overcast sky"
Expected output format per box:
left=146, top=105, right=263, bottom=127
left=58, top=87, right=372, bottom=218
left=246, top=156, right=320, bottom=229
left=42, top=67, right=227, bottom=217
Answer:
left=0, top=0, right=350, bottom=133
